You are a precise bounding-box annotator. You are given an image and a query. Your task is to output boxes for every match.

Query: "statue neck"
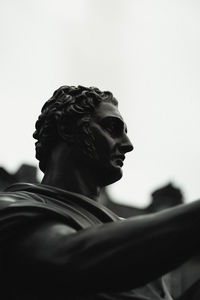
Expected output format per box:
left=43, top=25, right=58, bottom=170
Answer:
left=41, top=144, right=101, bottom=201
left=42, top=168, right=101, bottom=202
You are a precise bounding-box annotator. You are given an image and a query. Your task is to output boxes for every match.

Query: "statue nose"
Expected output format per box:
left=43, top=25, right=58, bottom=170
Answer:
left=119, top=136, right=134, bottom=154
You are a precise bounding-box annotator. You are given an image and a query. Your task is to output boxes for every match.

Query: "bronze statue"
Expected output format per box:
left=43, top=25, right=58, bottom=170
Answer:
left=1, top=85, right=200, bottom=299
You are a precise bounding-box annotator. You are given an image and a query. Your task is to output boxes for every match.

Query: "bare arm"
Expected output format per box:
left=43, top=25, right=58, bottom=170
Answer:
left=7, top=200, right=200, bottom=296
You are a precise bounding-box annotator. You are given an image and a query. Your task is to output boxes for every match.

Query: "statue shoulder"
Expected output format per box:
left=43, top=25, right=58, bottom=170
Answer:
left=0, top=191, right=30, bottom=207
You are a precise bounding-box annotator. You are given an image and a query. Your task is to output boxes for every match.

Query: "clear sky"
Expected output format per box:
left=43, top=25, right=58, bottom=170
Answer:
left=1, top=0, right=200, bottom=207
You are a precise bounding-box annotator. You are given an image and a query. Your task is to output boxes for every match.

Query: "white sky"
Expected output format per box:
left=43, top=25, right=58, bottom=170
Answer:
left=1, top=0, right=200, bottom=207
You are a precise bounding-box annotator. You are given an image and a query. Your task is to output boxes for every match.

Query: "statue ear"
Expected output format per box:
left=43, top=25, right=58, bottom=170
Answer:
left=57, top=120, right=75, bottom=144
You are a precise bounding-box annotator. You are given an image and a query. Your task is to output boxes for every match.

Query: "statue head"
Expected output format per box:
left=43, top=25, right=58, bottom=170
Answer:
left=33, top=85, right=119, bottom=173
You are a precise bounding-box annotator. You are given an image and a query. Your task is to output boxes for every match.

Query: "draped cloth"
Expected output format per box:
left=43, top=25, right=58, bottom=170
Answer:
left=0, top=183, right=173, bottom=300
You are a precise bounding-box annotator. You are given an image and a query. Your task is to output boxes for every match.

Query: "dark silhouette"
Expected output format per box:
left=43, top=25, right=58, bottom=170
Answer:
left=1, top=85, right=200, bottom=299
left=0, top=164, right=38, bottom=190
left=148, top=183, right=184, bottom=213
left=100, top=183, right=184, bottom=218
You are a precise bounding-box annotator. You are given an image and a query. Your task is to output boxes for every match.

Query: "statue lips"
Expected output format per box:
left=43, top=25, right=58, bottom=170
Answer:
left=112, top=154, right=125, bottom=167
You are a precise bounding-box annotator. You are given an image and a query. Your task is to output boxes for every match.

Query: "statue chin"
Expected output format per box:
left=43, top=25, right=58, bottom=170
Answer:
left=76, top=151, right=123, bottom=186
left=98, top=167, right=123, bottom=187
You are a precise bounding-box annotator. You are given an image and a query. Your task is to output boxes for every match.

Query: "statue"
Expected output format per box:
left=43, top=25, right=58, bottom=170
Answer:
left=1, top=85, right=200, bottom=299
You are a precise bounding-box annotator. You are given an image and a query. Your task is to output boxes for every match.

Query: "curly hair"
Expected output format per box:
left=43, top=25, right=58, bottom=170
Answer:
left=33, top=85, right=118, bottom=172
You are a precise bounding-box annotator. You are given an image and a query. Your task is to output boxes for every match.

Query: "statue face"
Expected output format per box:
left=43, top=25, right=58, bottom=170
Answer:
left=80, top=101, right=133, bottom=186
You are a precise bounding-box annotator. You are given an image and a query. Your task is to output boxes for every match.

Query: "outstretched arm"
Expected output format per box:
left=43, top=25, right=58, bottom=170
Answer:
left=6, top=200, right=200, bottom=296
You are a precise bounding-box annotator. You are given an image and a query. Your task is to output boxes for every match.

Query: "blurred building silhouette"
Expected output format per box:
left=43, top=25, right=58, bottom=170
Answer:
left=100, top=182, right=184, bottom=218
left=0, top=164, right=38, bottom=190
left=147, top=182, right=184, bottom=212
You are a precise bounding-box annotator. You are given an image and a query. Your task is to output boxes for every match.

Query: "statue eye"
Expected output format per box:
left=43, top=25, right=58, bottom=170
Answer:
left=105, top=121, right=116, bottom=133
left=101, top=117, right=126, bottom=137
left=102, top=119, right=121, bottom=136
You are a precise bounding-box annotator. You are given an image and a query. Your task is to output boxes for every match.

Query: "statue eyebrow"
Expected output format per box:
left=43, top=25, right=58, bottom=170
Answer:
left=101, top=116, right=128, bottom=133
